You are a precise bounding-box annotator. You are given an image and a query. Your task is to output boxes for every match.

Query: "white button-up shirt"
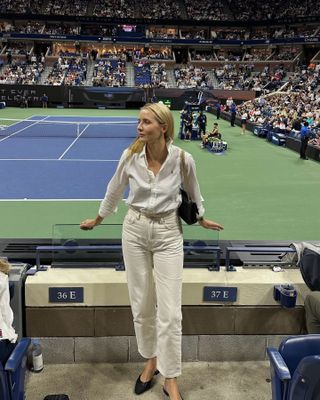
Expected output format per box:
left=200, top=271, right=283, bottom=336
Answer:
left=0, top=272, right=18, bottom=343
left=99, top=142, right=204, bottom=218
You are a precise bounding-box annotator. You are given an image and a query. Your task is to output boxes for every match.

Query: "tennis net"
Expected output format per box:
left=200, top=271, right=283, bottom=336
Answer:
left=0, top=118, right=138, bottom=139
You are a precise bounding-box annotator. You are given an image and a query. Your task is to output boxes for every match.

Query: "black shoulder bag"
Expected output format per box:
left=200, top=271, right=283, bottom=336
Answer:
left=178, top=150, right=199, bottom=225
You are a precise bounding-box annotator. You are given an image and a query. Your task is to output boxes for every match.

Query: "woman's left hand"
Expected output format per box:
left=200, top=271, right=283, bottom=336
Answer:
left=198, top=218, right=224, bottom=231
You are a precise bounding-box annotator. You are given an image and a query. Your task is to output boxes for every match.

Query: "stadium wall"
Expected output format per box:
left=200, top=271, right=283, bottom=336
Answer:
left=0, top=85, right=256, bottom=109
left=25, top=306, right=305, bottom=363
left=286, top=136, right=320, bottom=162
left=24, top=266, right=307, bottom=363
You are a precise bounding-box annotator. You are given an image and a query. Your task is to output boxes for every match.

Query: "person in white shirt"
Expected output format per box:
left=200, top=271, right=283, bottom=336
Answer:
left=80, top=102, right=223, bottom=400
left=226, top=96, right=233, bottom=111
left=240, top=111, right=248, bottom=135
left=0, top=258, right=18, bottom=365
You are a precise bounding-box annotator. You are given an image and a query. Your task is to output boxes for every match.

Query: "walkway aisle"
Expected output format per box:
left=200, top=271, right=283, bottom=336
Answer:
left=26, top=361, right=272, bottom=400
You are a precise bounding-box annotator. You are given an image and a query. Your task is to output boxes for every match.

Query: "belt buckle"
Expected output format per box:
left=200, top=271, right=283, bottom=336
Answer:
left=148, top=213, right=160, bottom=221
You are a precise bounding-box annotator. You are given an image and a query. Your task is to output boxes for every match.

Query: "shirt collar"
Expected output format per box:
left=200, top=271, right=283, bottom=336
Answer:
left=139, top=140, right=173, bottom=158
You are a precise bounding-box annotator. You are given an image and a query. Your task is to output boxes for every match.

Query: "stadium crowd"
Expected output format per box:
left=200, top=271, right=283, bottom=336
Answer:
left=42, top=56, right=87, bottom=86
left=235, top=64, right=320, bottom=135
left=92, top=58, right=126, bottom=87
left=140, top=0, right=180, bottom=19
left=1, top=0, right=320, bottom=20
left=0, top=60, right=44, bottom=84
left=92, top=0, right=135, bottom=18
left=184, top=0, right=228, bottom=21
left=0, top=21, right=319, bottom=42
left=0, top=0, right=319, bottom=133
left=214, top=63, right=287, bottom=92
left=174, top=65, right=212, bottom=89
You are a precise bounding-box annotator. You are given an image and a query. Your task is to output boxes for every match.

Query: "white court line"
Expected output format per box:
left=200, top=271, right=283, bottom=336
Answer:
left=32, top=115, right=138, bottom=125
left=0, top=115, right=39, bottom=129
left=0, top=158, right=119, bottom=162
left=59, top=158, right=119, bottom=162
left=0, top=115, right=50, bottom=142
left=58, top=124, right=89, bottom=160
left=0, top=199, right=104, bottom=202
left=0, top=198, right=127, bottom=202
left=35, top=115, right=137, bottom=120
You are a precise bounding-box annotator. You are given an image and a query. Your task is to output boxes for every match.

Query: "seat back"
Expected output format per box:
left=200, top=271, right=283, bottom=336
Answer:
left=268, top=354, right=286, bottom=400
left=289, top=355, right=320, bottom=400
left=279, top=335, right=320, bottom=376
left=4, top=338, right=30, bottom=400
left=0, top=361, right=11, bottom=400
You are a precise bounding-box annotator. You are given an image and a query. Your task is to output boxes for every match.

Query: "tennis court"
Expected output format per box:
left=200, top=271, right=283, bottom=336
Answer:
left=0, top=115, right=136, bottom=199
left=0, top=108, right=319, bottom=241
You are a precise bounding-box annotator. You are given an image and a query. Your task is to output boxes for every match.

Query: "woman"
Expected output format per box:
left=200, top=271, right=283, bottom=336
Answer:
left=209, top=122, right=222, bottom=140
left=80, top=103, right=223, bottom=400
left=201, top=123, right=221, bottom=148
left=0, top=258, right=18, bottom=365
left=240, top=111, right=248, bottom=135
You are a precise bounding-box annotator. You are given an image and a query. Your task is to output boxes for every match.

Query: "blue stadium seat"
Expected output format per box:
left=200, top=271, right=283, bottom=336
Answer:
left=134, top=65, right=151, bottom=86
left=267, top=335, right=320, bottom=400
left=253, top=126, right=269, bottom=138
left=0, top=338, right=30, bottom=400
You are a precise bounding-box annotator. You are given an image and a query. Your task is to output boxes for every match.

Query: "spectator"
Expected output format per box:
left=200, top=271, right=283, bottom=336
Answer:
left=230, top=103, right=237, bottom=127
left=0, top=258, right=18, bottom=365
left=300, top=121, right=310, bottom=160
left=216, top=101, right=221, bottom=120
left=41, top=93, right=48, bottom=108
left=226, top=97, right=233, bottom=111
left=309, top=133, right=320, bottom=148
left=6, top=50, right=12, bottom=65
left=304, top=292, right=320, bottom=333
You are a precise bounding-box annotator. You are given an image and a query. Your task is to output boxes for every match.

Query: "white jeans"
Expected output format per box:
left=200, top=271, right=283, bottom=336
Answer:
left=122, top=207, right=184, bottom=378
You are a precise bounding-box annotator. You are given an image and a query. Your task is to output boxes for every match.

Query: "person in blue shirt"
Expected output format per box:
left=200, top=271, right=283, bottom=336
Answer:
left=41, top=93, right=48, bottom=108
left=300, top=121, right=310, bottom=160
left=216, top=101, right=221, bottom=120
left=230, top=103, right=237, bottom=127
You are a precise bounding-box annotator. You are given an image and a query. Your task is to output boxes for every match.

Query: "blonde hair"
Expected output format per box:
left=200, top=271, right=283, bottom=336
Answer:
left=0, top=258, right=10, bottom=275
left=127, top=102, right=174, bottom=156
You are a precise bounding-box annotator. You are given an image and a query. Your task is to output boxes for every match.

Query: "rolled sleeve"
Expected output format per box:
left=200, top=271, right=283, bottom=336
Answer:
left=183, top=153, right=205, bottom=217
left=98, top=150, right=129, bottom=218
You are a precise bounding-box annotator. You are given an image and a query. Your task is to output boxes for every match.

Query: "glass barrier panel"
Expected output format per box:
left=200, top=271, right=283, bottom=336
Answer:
left=182, top=224, right=219, bottom=269
left=52, top=224, right=123, bottom=268
left=51, top=223, right=219, bottom=269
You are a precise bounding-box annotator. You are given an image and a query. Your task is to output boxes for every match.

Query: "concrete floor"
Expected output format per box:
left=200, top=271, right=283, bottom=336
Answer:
left=26, top=361, right=272, bottom=400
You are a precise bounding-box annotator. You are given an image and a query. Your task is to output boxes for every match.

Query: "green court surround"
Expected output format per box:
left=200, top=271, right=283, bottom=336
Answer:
left=0, top=107, right=319, bottom=241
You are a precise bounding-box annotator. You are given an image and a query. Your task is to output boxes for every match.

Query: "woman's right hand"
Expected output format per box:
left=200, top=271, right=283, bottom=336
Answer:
left=80, top=219, right=98, bottom=230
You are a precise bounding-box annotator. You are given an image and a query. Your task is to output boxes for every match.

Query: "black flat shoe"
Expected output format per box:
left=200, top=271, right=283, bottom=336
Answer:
left=134, top=370, right=159, bottom=395
left=163, top=387, right=184, bottom=400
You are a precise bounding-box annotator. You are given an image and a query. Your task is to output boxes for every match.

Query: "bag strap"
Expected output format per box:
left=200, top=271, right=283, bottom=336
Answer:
left=180, top=150, right=187, bottom=186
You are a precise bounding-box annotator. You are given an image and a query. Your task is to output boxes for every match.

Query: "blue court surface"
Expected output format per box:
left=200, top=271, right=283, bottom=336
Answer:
left=0, top=115, right=137, bottom=199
